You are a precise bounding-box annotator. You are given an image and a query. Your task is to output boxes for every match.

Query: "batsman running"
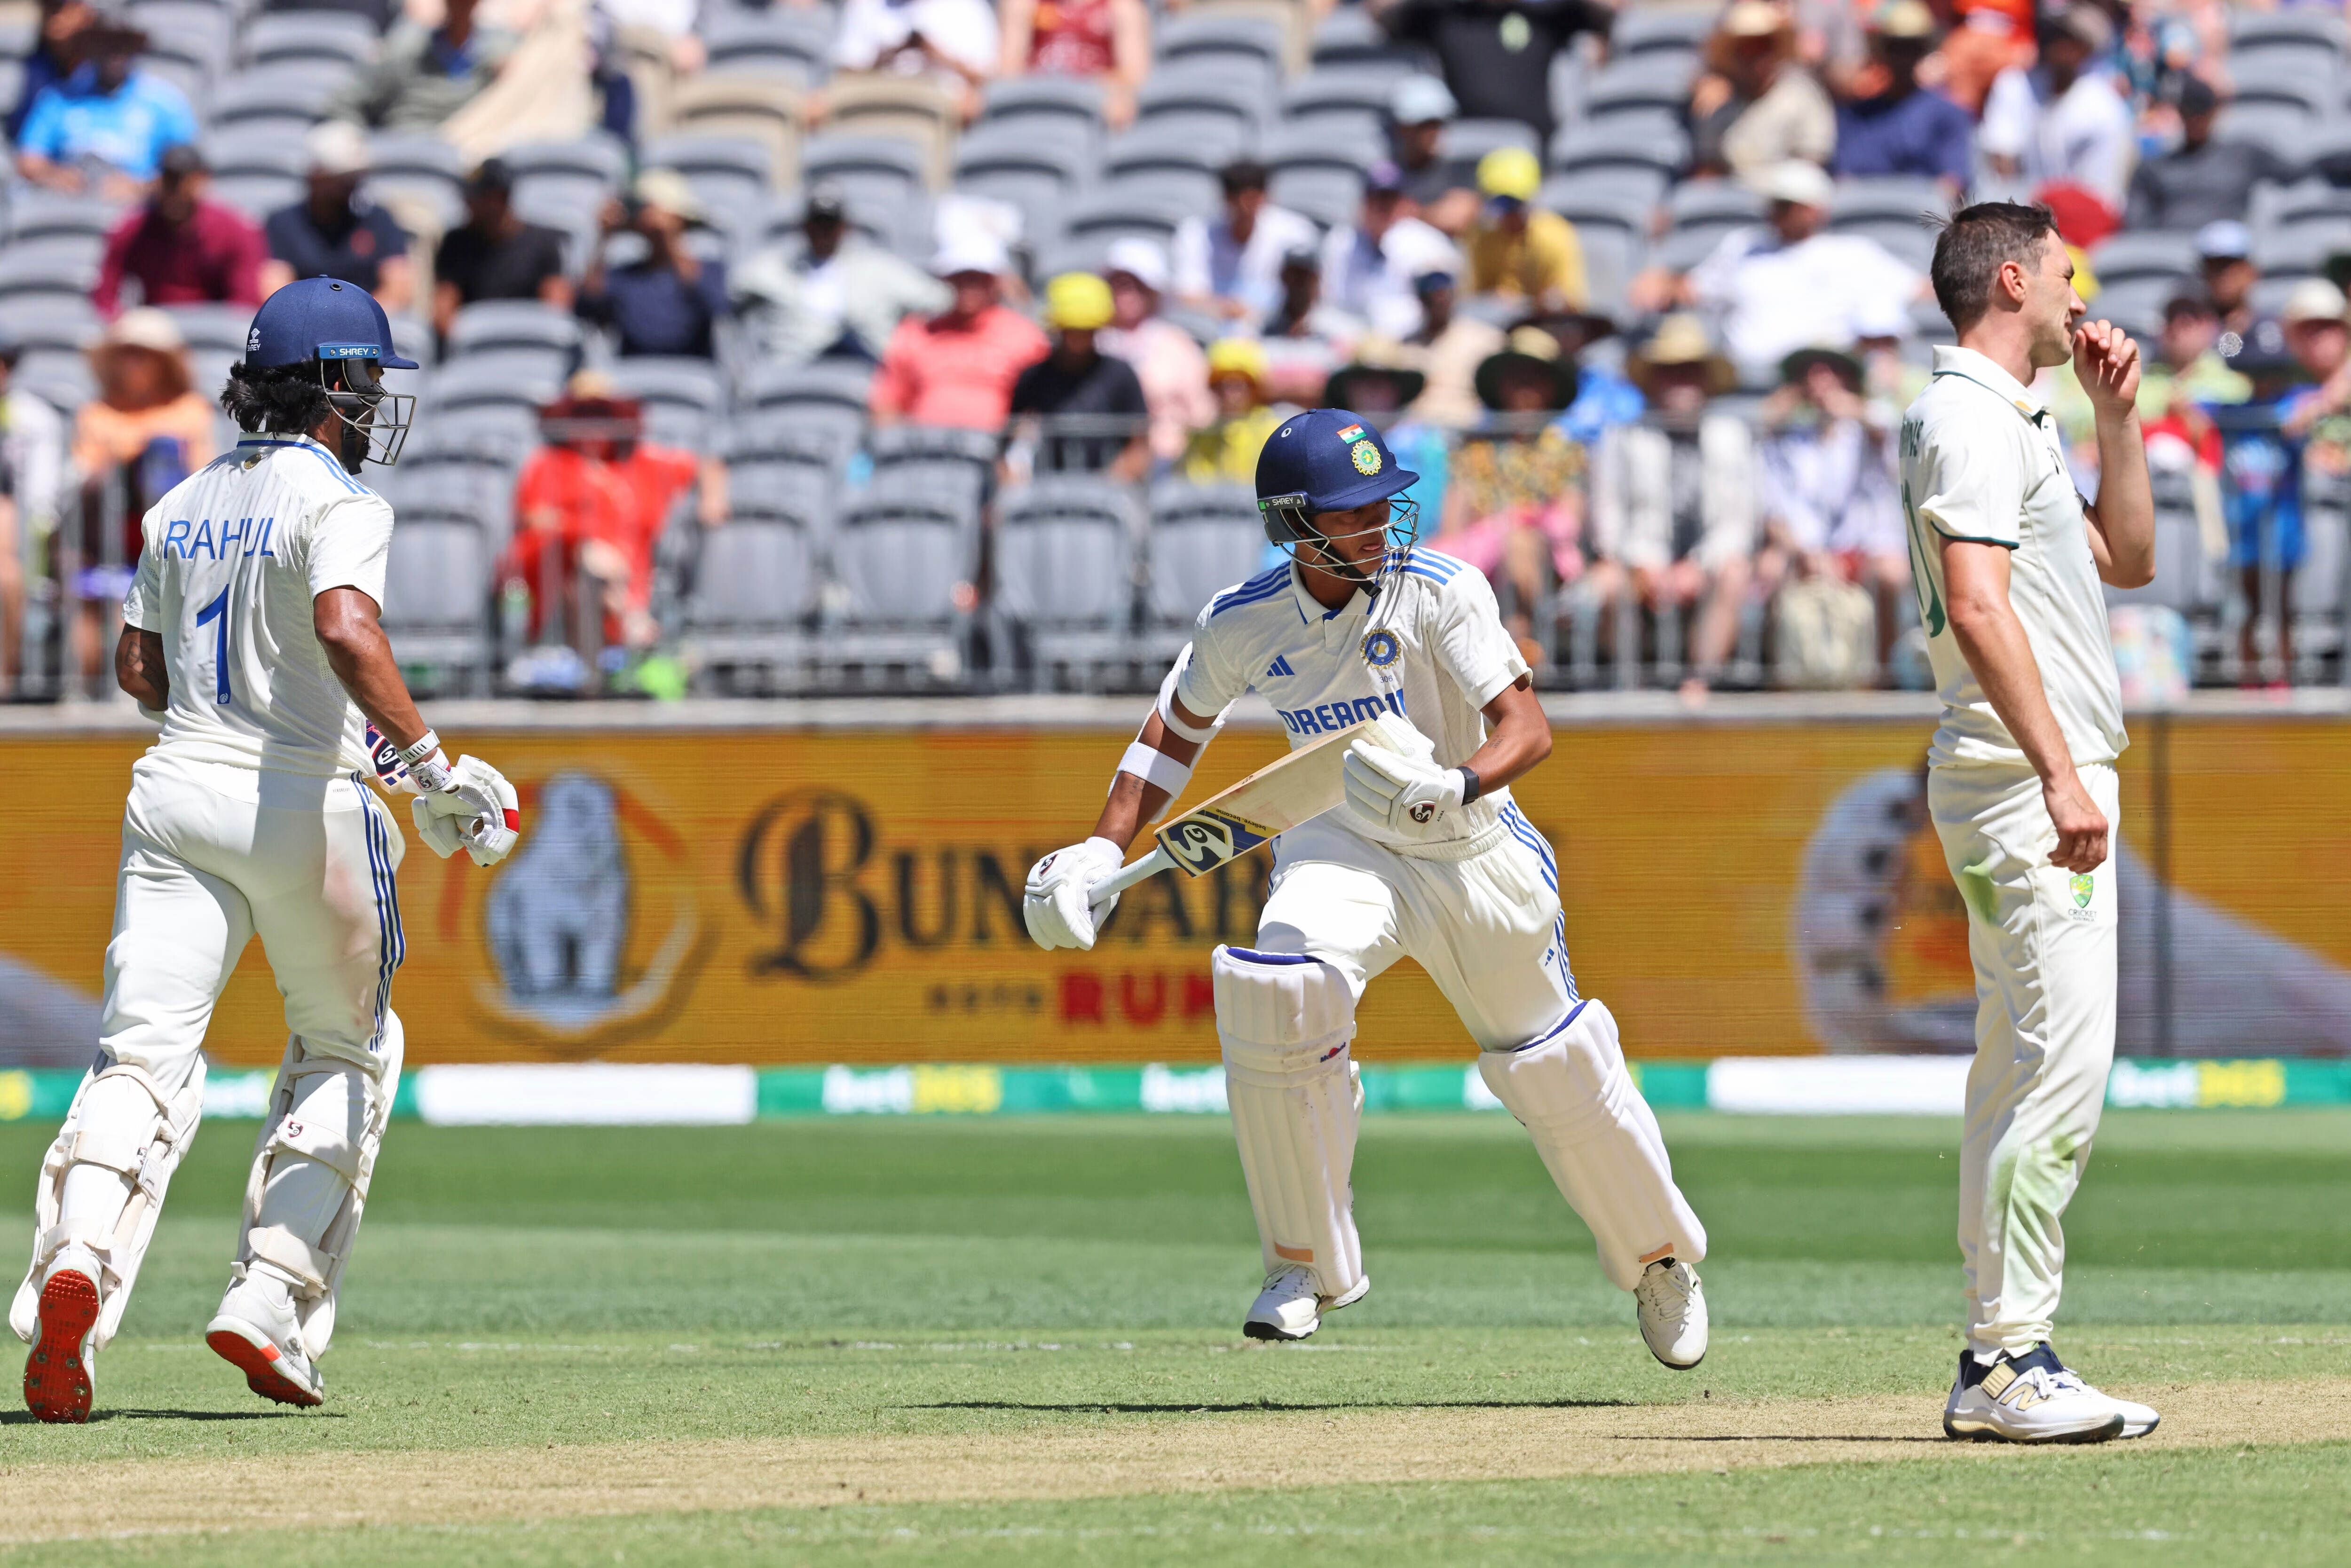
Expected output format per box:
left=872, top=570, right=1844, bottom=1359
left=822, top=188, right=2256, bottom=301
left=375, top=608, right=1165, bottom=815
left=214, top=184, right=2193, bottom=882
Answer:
left=15, top=278, right=523, bottom=1421
left=1024, top=408, right=1709, bottom=1364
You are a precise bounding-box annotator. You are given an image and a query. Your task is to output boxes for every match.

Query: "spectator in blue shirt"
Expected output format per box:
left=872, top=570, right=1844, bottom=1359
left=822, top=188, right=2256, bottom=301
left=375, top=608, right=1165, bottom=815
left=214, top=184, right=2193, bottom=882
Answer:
left=1830, top=0, right=1973, bottom=198
left=577, top=169, right=729, bottom=360
left=14, top=14, right=197, bottom=199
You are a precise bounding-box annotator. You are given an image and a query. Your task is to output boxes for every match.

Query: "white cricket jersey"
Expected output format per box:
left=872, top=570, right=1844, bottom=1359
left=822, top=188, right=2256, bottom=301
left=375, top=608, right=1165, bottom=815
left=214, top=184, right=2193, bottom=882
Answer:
left=1898, top=345, right=2127, bottom=771
left=120, top=433, right=397, bottom=792
left=1174, top=546, right=1532, bottom=857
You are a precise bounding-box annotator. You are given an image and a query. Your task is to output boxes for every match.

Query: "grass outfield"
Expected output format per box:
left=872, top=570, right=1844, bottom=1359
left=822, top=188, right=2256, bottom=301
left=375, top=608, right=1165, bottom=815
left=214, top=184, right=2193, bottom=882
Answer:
left=0, top=1109, right=2345, bottom=1562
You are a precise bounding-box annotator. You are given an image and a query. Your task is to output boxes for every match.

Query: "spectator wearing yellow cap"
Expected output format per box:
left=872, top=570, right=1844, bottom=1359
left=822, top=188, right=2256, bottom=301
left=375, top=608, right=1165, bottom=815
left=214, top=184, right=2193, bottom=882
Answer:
left=1008, top=272, right=1150, bottom=479
left=1181, top=339, right=1288, bottom=486
left=1464, top=148, right=1587, bottom=313
left=1689, top=0, right=1836, bottom=179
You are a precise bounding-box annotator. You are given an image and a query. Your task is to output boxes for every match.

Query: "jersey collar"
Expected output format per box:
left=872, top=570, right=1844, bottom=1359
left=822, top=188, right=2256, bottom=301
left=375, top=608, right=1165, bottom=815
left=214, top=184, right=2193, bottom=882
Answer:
left=1931, top=344, right=2053, bottom=426
left=1288, top=562, right=1370, bottom=627
left=237, top=433, right=335, bottom=455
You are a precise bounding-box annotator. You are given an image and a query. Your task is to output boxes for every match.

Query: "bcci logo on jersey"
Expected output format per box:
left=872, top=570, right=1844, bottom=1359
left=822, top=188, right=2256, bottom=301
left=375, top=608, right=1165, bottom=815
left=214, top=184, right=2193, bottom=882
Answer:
left=1361, top=629, right=1401, bottom=670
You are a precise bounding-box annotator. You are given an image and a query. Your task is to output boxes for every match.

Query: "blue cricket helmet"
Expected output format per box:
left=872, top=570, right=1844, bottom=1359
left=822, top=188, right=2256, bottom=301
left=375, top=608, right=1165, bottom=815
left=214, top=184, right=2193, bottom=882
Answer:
left=1254, top=407, right=1420, bottom=548
left=242, top=276, right=418, bottom=466
left=245, top=276, right=418, bottom=370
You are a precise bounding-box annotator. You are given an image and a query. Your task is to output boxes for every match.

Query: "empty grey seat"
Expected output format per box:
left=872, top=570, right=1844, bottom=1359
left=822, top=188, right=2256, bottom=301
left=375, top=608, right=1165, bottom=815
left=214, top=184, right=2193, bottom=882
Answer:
left=14, top=348, right=95, bottom=416
left=1309, top=5, right=1422, bottom=71
left=446, top=300, right=581, bottom=385
left=0, top=297, right=99, bottom=355
left=1539, top=177, right=1661, bottom=238
left=1105, top=119, right=1252, bottom=184
left=2216, top=101, right=2316, bottom=159
left=1155, top=12, right=1285, bottom=79
left=1282, top=68, right=1402, bottom=127
left=1146, top=480, right=1265, bottom=637
left=504, top=136, right=625, bottom=228
left=1551, top=119, right=1690, bottom=178
left=2105, top=505, right=2218, bottom=616
left=996, top=475, right=1138, bottom=680
left=1656, top=181, right=1762, bottom=269
left=7, top=190, right=127, bottom=245
left=802, top=134, right=928, bottom=213
left=379, top=518, right=491, bottom=689
left=204, top=126, right=310, bottom=183
left=207, top=67, right=341, bottom=136
left=243, top=9, right=380, bottom=69
left=383, top=462, right=515, bottom=552
left=684, top=505, right=820, bottom=684
left=1437, top=118, right=1538, bottom=164
left=642, top=133, right=774, bottom=220
left=742, top=357, right=872, bottom=411
left=426, top=355, right=562, bottom=416
left=364, top=132, right=467, bottom=225
left=0, top=243, right=100, bottom=305
left=134, top=3, right=234, bottom=73
left=976, top=75, right=1105, bottom=142
left=1578, top=224, right=1639, bottom=315
left=1136, top=65, right=1266, bottom=138
left=702, top=7, right=833, bottom=82
left=867, top=423, right=995, bottom=501
left=2090, top=229, right=2198, bottom=283
left=607, top=357, right=726, bottom=450
left=1610, top=7, right=1712, bottom=56
left=1580, top=52, right=1696, bottom=121
left=1830, top=175, right=1949, bottom=224
left=159, top=303, right=254, bottom=355
left=1058, top=187, right=1201, bottom=253
left=827, top=478, right=978, bottom=679
left=2230, top=9, right=2345, bottom=55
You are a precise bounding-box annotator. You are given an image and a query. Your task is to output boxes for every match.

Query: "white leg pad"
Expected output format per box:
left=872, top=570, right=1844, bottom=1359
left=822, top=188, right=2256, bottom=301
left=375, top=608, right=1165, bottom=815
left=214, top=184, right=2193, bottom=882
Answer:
left=10, top=1058, right=208, bottom=1351
left=1479, top=998, right=1708, bottom=1291
left=1214, top=945, right=1365, bottom=1299
left=232, top=1019, right=403, bottom=1360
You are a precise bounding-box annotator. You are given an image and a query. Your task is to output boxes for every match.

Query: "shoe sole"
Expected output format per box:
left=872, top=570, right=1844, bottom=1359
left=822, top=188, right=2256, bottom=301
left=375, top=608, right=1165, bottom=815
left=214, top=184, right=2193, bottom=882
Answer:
left=2121, top=1414, right=2160, bottom=1439
left=205, top=1319, right=323, bottom=1408
left=1648, top=1341, right=1705, bottom=1371
left=1241, top=1277, right=1371, bottom=1342
left=23, top=1269, right=101, bottom=1424
left=1942, top=1410, right=2126, bottom=1444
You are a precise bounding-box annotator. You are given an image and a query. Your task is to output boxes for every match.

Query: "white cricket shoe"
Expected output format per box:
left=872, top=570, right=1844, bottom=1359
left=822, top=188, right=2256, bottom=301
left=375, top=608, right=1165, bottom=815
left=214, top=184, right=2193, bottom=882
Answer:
left=23, top=1246, right=104, bottom=1424
left=1242, top=1264, right=1370, bottom=1342
left=1634, top=1258, right=1708, bottom=1369
left=206, top=1272, right=324, bottom=1408
left=2112, top=1394, right=2162, bottom=1440
left=1942, top=1346, right=2129, bottom=1444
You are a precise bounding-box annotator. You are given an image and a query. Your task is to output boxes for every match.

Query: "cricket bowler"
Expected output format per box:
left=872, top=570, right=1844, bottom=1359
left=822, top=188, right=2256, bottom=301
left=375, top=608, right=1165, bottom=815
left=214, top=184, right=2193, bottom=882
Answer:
left=14, top=278, right=523, bottom=1421
left=1023, top=408, right=1710, bottom=1364
left=1901, top=203, right=2161, bottom=1442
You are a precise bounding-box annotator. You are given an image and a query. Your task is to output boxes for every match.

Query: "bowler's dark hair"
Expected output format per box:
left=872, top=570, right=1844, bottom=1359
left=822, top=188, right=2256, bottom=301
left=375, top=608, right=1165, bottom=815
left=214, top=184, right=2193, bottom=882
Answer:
left=1930, top=202, right=2060, bottom=332
left=219, top=361, right=334, bottom=435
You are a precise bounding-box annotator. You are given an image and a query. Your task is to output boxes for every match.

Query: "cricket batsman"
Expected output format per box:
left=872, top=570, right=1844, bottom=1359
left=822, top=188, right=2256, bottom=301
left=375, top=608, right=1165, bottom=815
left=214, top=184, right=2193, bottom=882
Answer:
left=14, top=278, right=523, bottom=1421
left=1023, top=408, right=1710, bottom=1364
left=1901, top=204, right=2160, bottom=1442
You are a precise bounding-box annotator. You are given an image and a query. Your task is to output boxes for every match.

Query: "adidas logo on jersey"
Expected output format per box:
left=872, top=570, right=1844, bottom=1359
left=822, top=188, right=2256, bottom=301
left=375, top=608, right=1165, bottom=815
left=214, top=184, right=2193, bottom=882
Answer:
left=1264, top=654, right=1296, bottom=678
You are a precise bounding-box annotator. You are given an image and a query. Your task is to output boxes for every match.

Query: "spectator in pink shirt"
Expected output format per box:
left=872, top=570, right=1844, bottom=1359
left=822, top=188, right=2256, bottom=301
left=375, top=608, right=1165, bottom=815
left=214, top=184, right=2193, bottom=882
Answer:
left=1094, top=237, right=1211, bottom=463
left=91, top=144, right=266, bottom=318
left=869, top=235, right=1048, bottom=431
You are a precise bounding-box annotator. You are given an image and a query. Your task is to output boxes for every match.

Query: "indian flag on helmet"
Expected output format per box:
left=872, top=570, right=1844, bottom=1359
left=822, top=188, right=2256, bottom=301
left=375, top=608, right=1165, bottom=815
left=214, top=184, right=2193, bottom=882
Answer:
left=1334, top=423, right=1365, bottom=442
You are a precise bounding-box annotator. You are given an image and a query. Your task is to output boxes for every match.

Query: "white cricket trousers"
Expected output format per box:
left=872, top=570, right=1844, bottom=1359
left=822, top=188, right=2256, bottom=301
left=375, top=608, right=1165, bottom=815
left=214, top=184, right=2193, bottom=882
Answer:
left=1253, top=808, right=1706, bottom=1289
left=101, top=752, right=405, bottom=1095
left=1928, top=760, right=2119, bottom=1358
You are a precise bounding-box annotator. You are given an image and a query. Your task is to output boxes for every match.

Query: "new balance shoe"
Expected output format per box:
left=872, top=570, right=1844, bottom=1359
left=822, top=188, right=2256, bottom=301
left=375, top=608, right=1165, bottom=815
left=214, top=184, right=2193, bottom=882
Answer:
left=1634, top=1257, right=1708, bottom=1369
left=1242, top=1264, right=1370, bottom=1341
left=2112, top=1393, right=2162, bottom=1439
left=206, top=1271, right=324, bottom=1408
left=23, top=1248, right=104, bottom=1424
left=1943, top=1345, right=2127, bottom=1443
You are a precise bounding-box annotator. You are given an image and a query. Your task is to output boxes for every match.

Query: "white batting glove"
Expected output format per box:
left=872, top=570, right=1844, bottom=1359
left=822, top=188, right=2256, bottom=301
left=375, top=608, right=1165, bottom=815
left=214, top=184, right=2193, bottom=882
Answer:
left=1023, top=836, right=1125, bottom=952
left=1345, top=740, right=1467, bottom=840
left=411, top=755, right=522, bottom=867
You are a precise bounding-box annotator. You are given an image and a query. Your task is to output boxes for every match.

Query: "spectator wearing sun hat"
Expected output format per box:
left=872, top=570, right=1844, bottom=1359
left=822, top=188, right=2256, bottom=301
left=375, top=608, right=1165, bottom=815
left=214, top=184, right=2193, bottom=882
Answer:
left=1831, top=0, right=1973, bottom=195
left=578, top=167, right=730, bottom=360
left=1182, top=339, right=1287, bottom=485
left=1666, top=159, right=1923, bottom=385
left=1008, top=272, right=1149, bottom=478
left=871, top=233, right=1047, bottom=431
left=1690, top=0, right=1837, bottom=180
left=1096, top=237, right=1211, bottom=463
left=1465, top=147, right=1587, bottom=312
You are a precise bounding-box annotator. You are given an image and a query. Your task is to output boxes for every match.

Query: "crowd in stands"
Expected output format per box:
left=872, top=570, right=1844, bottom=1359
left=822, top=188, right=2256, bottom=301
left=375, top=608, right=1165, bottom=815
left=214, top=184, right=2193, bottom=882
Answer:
left=0, top=0, right=2345, bottom=702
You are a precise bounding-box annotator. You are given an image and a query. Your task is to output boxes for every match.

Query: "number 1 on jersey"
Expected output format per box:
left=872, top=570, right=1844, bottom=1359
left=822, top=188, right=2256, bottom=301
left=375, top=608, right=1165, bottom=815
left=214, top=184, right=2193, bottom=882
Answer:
left=195, top=586, right=232, bottom=704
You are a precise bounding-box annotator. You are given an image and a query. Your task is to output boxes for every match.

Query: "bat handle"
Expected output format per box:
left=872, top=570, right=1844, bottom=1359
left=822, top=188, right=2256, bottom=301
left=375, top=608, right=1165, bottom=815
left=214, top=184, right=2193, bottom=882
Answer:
left=1089, top=846, right=1173, bottom=903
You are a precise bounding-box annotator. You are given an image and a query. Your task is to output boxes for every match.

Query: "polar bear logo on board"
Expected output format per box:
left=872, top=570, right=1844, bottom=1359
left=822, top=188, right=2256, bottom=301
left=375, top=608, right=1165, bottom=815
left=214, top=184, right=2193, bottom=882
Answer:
left=486, top=772, right=629, bottom=1021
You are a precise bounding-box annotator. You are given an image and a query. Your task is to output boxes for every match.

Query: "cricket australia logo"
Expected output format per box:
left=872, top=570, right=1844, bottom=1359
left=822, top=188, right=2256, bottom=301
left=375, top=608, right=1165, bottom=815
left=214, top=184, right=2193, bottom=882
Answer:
left=2069, top=872, right=2094, bottom=909
left=1158, top=808, right=1277, bottom=876
left=1361, top=628, right=1401, bottom=670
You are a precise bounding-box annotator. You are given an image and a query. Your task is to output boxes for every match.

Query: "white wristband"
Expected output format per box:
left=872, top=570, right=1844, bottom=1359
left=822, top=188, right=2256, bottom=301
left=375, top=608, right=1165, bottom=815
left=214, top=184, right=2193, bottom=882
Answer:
left=1117, top=741, right=1194, bottom=799
left=396, top=730, right=442, bottom=767
left=1155, top=686, right=1220, bottom=745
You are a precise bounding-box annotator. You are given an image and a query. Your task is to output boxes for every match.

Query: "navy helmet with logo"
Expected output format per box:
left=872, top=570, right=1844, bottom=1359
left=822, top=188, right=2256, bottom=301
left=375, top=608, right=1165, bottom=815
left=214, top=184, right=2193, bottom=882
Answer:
left=244, top=276, right=419, bottom=467
left=1254, top=408, right=1421, bottom=590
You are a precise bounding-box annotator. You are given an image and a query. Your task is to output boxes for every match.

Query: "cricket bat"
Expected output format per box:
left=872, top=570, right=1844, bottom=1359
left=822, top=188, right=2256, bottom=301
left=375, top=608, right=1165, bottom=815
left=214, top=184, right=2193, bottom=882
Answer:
left=1088, top=719, right=1396, bottom=901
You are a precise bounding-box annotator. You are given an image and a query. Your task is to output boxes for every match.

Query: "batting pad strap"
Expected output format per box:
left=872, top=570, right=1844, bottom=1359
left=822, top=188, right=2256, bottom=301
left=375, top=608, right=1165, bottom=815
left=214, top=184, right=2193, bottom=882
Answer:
left=1117, top=742, right=1193, bottom=799
left=267, top=1110, right=361, bottom=1185
left=246, top=1225, right=333, bottom=1297
left=64, top=1123, right=146, bottom=1176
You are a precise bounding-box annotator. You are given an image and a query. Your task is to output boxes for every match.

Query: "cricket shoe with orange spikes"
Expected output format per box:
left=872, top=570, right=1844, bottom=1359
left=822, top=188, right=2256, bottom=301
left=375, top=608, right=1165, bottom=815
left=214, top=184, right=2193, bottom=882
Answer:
left=23, top=1246, right=104, bottom=1423
left=206, top=1271, right=324, bottom=1408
